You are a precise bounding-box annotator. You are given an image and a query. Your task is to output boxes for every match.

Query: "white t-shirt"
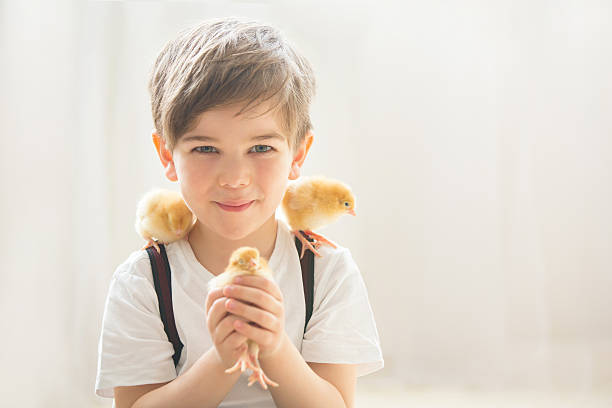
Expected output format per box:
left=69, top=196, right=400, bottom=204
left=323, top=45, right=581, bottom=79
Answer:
left=95, top=219, right=383, bottom=407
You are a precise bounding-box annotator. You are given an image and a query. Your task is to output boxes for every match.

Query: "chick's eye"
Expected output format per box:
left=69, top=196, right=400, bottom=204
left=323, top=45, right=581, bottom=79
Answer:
left=194, top=146, right=217, bottom=154
left=250, top=145, right=273, bottom=153
left=344, top=202, right=350, bottom=207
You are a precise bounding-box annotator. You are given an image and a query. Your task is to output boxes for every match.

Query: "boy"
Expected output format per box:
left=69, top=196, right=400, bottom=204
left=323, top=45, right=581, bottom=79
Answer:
left=96, top=17, right=383, bottom=408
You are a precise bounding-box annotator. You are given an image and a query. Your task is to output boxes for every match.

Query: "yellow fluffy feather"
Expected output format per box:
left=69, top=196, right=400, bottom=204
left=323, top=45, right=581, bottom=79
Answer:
left=135, top=189, right=195, bottom=252
left=281, top=176, right=356, bottom=257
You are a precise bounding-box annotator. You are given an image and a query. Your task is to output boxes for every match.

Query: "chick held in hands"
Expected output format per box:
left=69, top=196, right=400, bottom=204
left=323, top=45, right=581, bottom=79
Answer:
left=207, top=247, right=280, bottom=390
left=135, top=188, right=196, bottom=252
left=281, top=175, right=356, bottom=258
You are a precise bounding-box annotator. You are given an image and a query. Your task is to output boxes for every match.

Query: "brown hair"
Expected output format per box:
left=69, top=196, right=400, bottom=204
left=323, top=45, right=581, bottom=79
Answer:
left=148, top=17, right=316, bottom=152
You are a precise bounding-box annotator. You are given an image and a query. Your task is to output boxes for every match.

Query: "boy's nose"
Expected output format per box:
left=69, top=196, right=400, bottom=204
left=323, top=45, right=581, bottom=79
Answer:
left=218, top=161, right=251, bottom=188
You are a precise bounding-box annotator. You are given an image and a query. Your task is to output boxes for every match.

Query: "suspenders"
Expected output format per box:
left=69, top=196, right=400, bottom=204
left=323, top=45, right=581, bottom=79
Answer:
left=295, top=235, right=315, bottom=334
left=146, top=244, right=184, bottom=367
left=146, top=236, right=315, bottom=369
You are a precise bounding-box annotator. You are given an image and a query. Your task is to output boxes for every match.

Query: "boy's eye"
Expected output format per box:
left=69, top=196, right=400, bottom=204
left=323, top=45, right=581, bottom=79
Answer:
left=250, top=145, right=273, bottom=153
left=193, top=145, right=273, bottom=154
left=194, top=146, right=218, bottom=153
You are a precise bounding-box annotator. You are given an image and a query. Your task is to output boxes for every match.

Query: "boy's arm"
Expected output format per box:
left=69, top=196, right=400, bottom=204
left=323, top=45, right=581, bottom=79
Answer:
left=114, top=382, right=169, bottom=408
left=259, top=333, right=356, bottom=408
left=115, top=347, right=241, bottom=408
left=308, top=362, right=357, bottom=408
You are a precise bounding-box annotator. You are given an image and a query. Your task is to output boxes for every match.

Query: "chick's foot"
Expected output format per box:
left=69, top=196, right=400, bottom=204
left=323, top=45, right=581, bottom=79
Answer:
left=295, top=230, right=339, bottom=258
left=224, top=347, right=259, bottom=375
left=247, top=366, right=279, bottom=389
left=303, top=230, right=337, bottom=249
left=293, top=231, right=322, bottom=258
left=246, top=349, right=278, bottom=389
left=142, top=239, right=160, bottom=253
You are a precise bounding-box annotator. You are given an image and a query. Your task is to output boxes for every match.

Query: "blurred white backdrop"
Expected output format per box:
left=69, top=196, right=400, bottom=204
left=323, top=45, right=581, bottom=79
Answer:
left=1, top=0, right=611, bottom=407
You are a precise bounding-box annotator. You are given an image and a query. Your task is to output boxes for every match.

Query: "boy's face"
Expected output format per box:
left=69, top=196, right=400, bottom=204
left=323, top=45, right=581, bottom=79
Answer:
left=155, top=101, right=311, bottom=241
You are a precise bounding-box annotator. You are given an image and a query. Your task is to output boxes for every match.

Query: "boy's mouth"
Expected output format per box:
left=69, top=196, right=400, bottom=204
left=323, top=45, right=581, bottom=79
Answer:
left=215, top=200, right=254, bottom=212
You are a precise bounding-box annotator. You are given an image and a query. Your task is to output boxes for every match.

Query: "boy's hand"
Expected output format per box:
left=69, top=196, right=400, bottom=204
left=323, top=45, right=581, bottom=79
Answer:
left=205, top=287, right=249, bottom=370
left=222, top=275, right=285, bottom=360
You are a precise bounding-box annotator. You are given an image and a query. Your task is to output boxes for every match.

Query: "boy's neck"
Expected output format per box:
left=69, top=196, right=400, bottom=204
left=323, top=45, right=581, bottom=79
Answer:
left=187, top=216, right=278, bottom=276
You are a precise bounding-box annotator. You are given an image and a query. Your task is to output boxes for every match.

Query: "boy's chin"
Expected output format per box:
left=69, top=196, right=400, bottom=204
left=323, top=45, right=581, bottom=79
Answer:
left=218, top=228, right=254, bottom=241
left=196, top=208, right=276, bottom=241
left=213, top=220, right=269, bottom=242
left=217, top=217, right=274, bottom=241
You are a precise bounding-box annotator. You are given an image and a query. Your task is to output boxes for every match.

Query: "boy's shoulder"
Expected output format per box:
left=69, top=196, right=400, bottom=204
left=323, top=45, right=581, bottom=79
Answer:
left=301, top=243, right=360, bottom=294
left=112, top=248, right=155, bottom=283
left=112, top=240, right=189, bottom=283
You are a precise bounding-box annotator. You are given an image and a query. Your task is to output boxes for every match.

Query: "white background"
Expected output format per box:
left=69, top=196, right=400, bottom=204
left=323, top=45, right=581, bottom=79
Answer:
left=1, top=0, right=611, bottom=406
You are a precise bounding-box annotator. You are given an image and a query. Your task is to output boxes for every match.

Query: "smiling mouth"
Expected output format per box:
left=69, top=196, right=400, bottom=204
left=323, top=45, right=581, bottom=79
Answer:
left=215, top=200, right=254, bottom=212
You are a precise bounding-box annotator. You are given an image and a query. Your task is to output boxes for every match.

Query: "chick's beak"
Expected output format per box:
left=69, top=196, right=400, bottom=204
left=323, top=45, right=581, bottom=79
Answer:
left=249, top=259, right=258, bottom=268
left=348, top=208, right=356, bottom=216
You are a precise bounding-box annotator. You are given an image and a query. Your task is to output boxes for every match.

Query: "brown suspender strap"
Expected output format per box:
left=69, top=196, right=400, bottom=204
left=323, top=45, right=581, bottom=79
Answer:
left=295, top=231, right=315, bottom=334
left=146, top=244, right=183, bottom=368
left=147, top=235, right=315, bottom=369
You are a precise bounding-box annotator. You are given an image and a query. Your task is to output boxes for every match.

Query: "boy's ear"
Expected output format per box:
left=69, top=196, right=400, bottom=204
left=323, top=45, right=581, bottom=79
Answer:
left=152, top=132, right=178, bottom=182
left=289, top=131, right=314, bottom=180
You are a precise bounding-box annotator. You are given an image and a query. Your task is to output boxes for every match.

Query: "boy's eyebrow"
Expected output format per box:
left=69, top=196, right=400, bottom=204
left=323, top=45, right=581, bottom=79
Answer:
left=182, top=132, right=285, bottom=143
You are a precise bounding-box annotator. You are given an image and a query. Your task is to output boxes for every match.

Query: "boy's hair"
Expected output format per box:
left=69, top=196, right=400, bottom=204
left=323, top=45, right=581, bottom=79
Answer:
left=148, top=17, right=316, bottom=152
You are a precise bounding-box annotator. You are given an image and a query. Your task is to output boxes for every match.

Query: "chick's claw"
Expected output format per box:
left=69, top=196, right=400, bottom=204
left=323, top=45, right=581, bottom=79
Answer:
left=294, top=230, right=339, bottom=258
left=226, top=346, right=279, bottom=389
left=246, top=352, right=279, bottom=389
left=247, top=367, right=279, bottom=389
left=142, top=239, right=160, bottom=253
left=225, top=348, right=259, bottom=375
left=303, top=230, right=337, bottom=249
left=293, top=230, right=322, bottom=258
left=246, top=348, right=279, bottom=389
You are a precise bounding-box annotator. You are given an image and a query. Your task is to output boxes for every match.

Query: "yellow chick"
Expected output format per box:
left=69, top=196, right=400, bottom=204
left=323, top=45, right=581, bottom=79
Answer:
left=207, top=247, right=279, bottom=390
left=135, top=188, right=195, bottom=252
left=281, top=176, right=356, bottom=258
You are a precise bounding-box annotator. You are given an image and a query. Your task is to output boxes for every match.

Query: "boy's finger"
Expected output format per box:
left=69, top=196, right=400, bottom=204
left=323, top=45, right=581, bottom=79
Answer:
left=232, top=275, right=283, bottom=302
left=224, top=331, right=248, bottom=350
left=233, top=319, right=274, bottom=346
left=223, top=284, right=282, bottom=315
left=205, top=288, right=224, bottom=315
left=225, top=298, right=278, bottom=332
left=218, top=315, right=248, bottom=343
left=207, top=296, right=230, bottom=331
